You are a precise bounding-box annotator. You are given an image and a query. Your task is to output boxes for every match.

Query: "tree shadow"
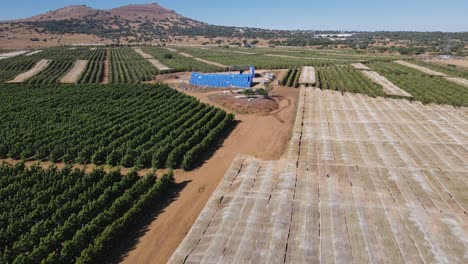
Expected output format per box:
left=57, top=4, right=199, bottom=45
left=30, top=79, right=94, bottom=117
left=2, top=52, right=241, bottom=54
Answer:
left=105, top=179, right=191, bottom=264
left=191, top=119, right=240, bottom=170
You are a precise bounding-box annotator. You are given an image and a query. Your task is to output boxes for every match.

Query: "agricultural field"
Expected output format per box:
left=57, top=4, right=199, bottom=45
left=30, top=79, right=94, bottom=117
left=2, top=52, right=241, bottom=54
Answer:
left=24, top=48, right=103, bottom=85
left=108, top=48, right=159, bottom=84
left=315, top=65, right=386, bottom=97
left=368, top=62, right=468, bottom=106
left=213, top=46, right=403, bottom=62
left=0, top=84, right=233, bottom=170
left=171, top=87, right=468, bottom=263
left=0, top=163, right=174, bottom=264
left=141, top=47, right=222, bottom=72
left=0, top=47, right=107, bottom=84
left=77, top=48, right=106, bottom=84
left=411, top=60, right=468, bottom=78
left=281, top=67, right=302, bottom=87
left=170, top=46, right=400, bottom=69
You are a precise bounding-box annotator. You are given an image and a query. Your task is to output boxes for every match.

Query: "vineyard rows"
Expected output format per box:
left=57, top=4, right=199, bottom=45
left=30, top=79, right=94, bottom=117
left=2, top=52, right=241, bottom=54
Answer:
left=143, top=47, right=222, bottom=72
left=408, top=60, right=468, bottom=79
left=315, top=65, right=386, bottom=97
left=368, top=62, right=468, bottom=107
left=0, top=163, right=174, bottom=264
left=108, top=48, right=158, bottom=84
left=281, top=67, right=302, bottom=87
left=77, top=48, right=106, bottom=84
left=0, top=84, right=234, bottom=170
left=25, top=48, right=102, bottom=85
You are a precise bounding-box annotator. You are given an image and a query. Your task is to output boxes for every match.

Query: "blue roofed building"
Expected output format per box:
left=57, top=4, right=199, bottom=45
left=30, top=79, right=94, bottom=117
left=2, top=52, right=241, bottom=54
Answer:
left=190, top=66, right=255, bottom=88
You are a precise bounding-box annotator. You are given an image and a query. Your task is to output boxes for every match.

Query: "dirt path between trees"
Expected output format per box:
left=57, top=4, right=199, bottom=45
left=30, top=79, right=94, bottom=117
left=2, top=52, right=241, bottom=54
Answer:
left=121, top=85, right=299, bottom=264
left=361, top=70, right=412, bottom=97
left=394, top=60, right=447, bottom=76
left=101, top=49, right=109, bottom=84
left=133, top=47, right=171, bottom=70
left=444, top=77, right=468, bottom=87
left=60, top=60, right=88, bottom=83
left=194, top=57, right=227, bottom=68
left=7, top=59, right=50, bottom=83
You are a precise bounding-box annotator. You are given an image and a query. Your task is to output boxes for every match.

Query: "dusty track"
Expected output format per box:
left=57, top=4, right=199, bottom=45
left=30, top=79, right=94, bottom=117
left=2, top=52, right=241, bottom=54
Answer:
left=133, top=47, right=171, bottom=70
left=394, top=60, right=447, bottom=76
left=171, top=87, right=468, bottom=263
left=0, top=50, right=28, bottom=60
left=361, top=70, right=412, bottom=97
left=299, top=66, right=316, bottom=84
left=25, top=50, right=42, bottom=56
left=194, top=58, right=227, bottom=68
left=59, top=60, right=88, bottom=83
left=7, top=59, right=50, bottom=83
left=101, top=48, right=109, bottom=84
left=444, top=77, right=468, bottom=87
left=121, top=86, right=299, bottom=264
left=351, top=62, right=370, bottom=70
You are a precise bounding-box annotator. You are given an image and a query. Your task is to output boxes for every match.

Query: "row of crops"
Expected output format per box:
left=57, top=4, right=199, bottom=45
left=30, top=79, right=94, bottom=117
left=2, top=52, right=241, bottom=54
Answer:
left=108, top=48, right=158, bottom=84
left=0, top=57, right=38, bottom=83
left=171, top=46, right=399, bottom=69
left=315, top=65, right=386, bottom=97
left=368, top=62, right=468, bottom=107
left=25, top=48, right=100, bottom=85
left=0, top=83, right=234, bottom=170
left=142, top=47, right=222, bottom=72
left=281, top=67, right=302, bottom=87
left=0, top=163, right=174, bottom=264
left=77, top=48, right=106, bottom=84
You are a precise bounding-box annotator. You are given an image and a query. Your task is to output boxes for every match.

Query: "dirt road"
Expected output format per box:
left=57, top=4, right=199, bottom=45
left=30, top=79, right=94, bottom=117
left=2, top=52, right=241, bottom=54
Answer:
left=7, top=59, right=50, bottom=83
left=121, top=85, right=299, bottom=264
left=60, top=60, right=88, bottom=83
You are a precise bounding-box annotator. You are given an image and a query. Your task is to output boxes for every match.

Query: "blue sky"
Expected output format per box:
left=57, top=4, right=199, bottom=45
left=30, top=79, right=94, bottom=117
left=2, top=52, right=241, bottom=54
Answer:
left=1, top=0, right=467, bottom=31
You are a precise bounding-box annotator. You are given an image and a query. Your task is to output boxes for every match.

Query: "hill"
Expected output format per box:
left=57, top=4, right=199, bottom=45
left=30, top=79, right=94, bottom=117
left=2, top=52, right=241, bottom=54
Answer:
left=0, top=2, right=467, bottom=54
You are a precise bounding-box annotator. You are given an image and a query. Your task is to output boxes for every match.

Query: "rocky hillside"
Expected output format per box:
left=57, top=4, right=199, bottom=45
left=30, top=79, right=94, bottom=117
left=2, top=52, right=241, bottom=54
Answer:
left=0, top=3, right=208, bottom=47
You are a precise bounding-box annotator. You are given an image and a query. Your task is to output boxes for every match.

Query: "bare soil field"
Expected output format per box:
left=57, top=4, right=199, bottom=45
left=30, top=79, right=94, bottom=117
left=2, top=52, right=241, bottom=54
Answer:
left=299, top=66, right=316, bottom=84
left=394, top=60, right=447, bottom=76
left=59, top=60, right=88, bottom=83
left=351, top=62, right=370, bottom=70
left=7, top=59, right=50, bottom=83
left=121, top=85, right=299, bottom=264
left=361, top=70, right=412, bottom=97
left=208, top=93, right=279, bottom=114
left=171, top=87, right=468, bottom=264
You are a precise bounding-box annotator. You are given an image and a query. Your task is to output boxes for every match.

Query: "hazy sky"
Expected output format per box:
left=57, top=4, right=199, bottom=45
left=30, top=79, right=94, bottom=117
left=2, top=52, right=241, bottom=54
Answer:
left=1, top=0, right=467, bottom=31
